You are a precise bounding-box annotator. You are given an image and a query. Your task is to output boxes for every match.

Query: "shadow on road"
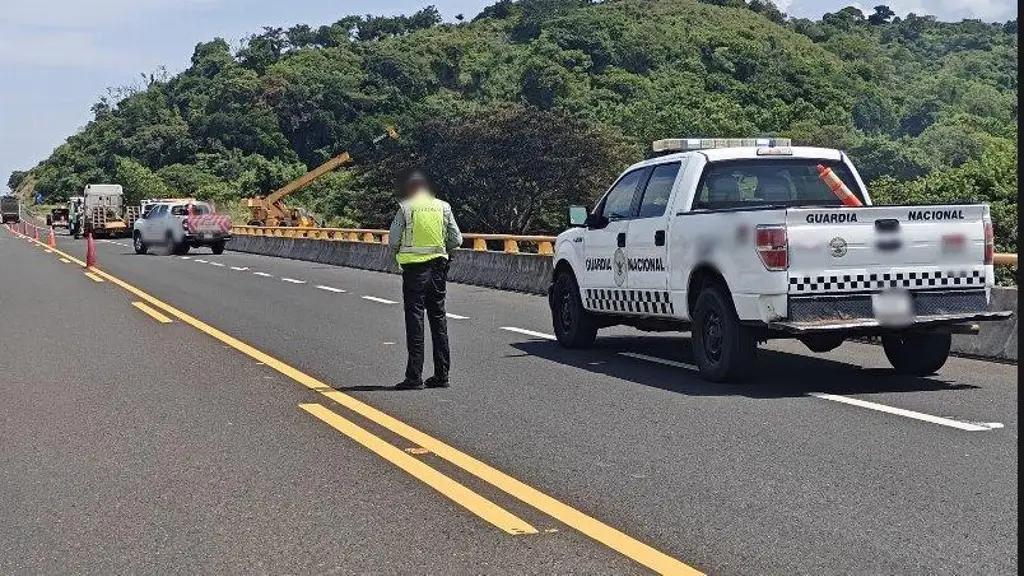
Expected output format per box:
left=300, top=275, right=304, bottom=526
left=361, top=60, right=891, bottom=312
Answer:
left=509, top=335, right=977, bottom=400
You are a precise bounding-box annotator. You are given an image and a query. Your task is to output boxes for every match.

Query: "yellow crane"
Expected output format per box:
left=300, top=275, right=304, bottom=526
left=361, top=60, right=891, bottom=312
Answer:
left=246, top=126, right=399, bottom=227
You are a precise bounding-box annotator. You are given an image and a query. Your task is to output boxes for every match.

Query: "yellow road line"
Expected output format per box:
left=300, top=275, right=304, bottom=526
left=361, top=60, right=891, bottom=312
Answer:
left=84, top=271, right=104, bottom=282
left=132, top=301, right=172, bottom=324
left=301, top=403, right=537, bottom=535
left=20, top=234, right=703, bottom=575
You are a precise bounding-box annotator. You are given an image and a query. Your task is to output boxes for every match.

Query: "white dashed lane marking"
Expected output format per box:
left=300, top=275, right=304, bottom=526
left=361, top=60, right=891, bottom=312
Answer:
left=230, top=266, right=249, bottom=271
left=252, top=272, right=273, bottom=278
left=500, top=326, right=556, bottom=340
left=618, top=352, right=1004, bottom=433
left=446, top=313, right=470, bottom=320
left=282, top=278, right=306, bottom=284
left=194, top=259, right=208, bottom=263
left=316, top=285, right=346, bottom=293
left=179, top=256, right=191, bottom=260
left=362, top=296, right=398, bottom=305
left=209, top=261, right=225, bottom=267
left=619, top=352, right=698, bottom=371
left=810, top=393, right=1004, bottom=432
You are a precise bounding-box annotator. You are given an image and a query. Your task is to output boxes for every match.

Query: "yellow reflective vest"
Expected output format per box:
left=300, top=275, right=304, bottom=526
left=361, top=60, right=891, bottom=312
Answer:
left=396, top=193, right=448, bottom=266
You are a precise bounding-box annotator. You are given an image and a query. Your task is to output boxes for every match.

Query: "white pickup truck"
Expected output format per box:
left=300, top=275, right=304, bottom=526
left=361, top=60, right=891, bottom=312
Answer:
left=549, top=138, right=1010, bottom=382
left=133, top=200, right=232, bottom=255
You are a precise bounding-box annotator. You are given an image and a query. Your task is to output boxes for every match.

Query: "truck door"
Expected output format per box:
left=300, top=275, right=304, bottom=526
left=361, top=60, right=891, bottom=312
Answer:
left=582, top=167, right=649, bottom=307
left=626, top=162, right=683, bottom=309
left=142, top=204, right=167, bottom=242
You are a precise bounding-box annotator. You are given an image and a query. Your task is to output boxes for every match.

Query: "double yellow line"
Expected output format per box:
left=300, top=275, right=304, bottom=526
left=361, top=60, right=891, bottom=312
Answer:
left=11, top=229, right=703, bottom=575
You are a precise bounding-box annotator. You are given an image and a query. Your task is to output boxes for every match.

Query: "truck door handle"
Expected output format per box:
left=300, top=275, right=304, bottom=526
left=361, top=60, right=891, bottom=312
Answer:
left=617, top=232, right=626, bottom=247
left=654, top=230, right=665, bottom=246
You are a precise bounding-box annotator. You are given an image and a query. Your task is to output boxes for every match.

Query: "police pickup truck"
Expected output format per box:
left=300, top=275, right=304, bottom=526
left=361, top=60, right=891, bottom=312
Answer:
left=549, top=138, right=1010, bottom=382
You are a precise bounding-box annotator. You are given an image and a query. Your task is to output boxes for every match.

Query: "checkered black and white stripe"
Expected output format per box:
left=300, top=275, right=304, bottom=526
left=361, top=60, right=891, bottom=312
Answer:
left=585, top=289, right=674, bottom=315
left=789, top=269, right=986, bottom=294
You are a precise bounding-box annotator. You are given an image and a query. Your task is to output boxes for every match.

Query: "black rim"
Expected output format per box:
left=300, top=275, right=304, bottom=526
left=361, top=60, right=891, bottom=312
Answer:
left=134, top=234, right=142, bottom=250
left=702, top=310, right=724, bottom=363
left=558, top=284, right=574, bottom=334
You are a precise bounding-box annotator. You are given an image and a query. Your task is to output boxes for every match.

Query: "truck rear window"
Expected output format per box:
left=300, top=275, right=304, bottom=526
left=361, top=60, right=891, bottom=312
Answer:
left=693, top=159, right=865, bottom=210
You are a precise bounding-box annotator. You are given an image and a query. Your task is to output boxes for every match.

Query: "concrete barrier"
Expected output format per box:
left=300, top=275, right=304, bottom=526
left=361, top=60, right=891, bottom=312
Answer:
left=227, top=235, right=553, bottom=295
left=228, top=235, right=1016, bottom=362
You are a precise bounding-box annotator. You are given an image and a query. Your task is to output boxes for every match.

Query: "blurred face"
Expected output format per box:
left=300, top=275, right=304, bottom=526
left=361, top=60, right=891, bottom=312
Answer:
left=404, top=177, right=429, bottom=197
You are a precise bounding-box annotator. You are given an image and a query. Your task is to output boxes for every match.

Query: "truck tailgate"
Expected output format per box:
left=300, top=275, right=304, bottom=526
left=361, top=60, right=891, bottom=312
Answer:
left=786, top=205, right=989, bottom=293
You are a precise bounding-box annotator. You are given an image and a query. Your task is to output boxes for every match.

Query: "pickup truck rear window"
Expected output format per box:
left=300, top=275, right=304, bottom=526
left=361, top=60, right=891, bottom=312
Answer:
left=692, top=159, right=864, bottom=210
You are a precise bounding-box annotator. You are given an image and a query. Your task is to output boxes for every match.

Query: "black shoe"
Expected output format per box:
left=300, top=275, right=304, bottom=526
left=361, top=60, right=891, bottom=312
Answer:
left=395, top=379, right=424, bottom=390
left=425, top=376, right=450, bottom=389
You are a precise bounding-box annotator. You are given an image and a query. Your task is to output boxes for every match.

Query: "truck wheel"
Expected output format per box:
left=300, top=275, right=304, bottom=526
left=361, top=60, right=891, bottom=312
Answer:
left=551, top=271, right=597, bottom=349
left=133, top=232, right=148, bottom=255
left=211, top=241, right=225, bottom=255
left=691, top=285, right=757, bottom=382
left=882, top=332, right=951, bottom=376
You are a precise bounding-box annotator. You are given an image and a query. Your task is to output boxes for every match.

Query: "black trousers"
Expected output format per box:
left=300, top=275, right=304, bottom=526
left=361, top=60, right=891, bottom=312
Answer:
left=402, top=258, right=450, bottom=383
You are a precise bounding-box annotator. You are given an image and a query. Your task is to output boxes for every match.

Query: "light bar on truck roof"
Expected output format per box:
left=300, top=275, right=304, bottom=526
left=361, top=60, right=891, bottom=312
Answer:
left=652, top=137, right=792, bottom=153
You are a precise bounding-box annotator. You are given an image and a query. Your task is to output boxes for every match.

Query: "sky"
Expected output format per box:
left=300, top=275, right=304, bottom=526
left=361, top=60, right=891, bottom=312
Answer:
left=0, top=0, right=1017, bottom=190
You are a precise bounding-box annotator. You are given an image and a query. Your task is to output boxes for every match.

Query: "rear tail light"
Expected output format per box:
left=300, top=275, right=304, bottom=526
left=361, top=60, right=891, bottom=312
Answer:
left=756, top=224, right=788, bottom=271
left=983, top=221, right=994, bottom=265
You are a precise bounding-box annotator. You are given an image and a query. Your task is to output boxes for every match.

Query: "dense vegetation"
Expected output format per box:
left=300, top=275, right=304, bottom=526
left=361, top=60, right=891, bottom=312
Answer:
left=9, top=0, right=1018, bottom=258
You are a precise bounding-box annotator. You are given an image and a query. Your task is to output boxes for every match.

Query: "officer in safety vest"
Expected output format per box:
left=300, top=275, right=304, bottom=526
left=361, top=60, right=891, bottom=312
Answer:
left=388, top=172, right=463, bottom=389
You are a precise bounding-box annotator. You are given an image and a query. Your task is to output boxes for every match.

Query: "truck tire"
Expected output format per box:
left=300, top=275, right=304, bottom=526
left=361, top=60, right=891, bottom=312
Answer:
left=133, top=231, right=148, bottom=255
left=882, top=332, right=951, bottom=376
left=691, top=285, right=757, bottom=383
left=551, top=271, right=597, bottom=349
left=211, top=241, right=225, bottom=255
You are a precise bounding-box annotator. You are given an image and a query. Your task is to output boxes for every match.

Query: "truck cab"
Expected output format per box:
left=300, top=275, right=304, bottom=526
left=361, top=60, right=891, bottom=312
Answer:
left=550, top=138, right=1010, bottom=382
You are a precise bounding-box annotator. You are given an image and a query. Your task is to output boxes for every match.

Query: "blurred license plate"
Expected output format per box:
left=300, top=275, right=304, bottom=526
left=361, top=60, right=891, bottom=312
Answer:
left=872, top=290, right=913, bottom=326
left=201, top=232, right=211, bottom=240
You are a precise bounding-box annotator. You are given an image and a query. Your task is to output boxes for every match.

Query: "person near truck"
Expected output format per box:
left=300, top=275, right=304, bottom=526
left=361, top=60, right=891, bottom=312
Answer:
left=388, top=172, right=463, bottom=390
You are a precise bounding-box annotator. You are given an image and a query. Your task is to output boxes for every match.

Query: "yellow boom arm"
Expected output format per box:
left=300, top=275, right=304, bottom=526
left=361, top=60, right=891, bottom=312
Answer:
left=263, top=126, right=399, bottom=207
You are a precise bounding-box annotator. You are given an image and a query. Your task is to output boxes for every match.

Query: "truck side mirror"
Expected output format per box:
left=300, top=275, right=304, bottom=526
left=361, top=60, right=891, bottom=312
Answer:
left=568, top=205, right=588, bottom=227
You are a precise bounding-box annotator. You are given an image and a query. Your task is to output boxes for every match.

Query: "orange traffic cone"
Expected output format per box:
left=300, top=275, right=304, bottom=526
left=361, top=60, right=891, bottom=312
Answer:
left=817, top=164, right=863, bottom=207
left=86, top=233, right=97, bottom=268
left=48, top=226, right=57, bottom=248
left=33, top=226, right=40, bottom=241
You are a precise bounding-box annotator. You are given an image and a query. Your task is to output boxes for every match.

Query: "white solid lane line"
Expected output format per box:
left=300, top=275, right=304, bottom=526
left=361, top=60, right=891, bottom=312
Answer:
left=209, top=261, right=225, bottom=267
left=282, top=278, right=306, bottom=284
left=446, top=313, right=470, bottom=320
left=252, top=272, right=273, bottom=277
left=809, top=393, right=1003, bottom=432
left=500, top=326, right=556, bottom=340
left=619, top=352, right=698, bottom=371
left=316, top=285, right=346, bottom=293
left=230, top=266, right=249, bottom=271
left=362, top=296, right=398, bottom=304
left=620, top=352, right=1004, bottom=432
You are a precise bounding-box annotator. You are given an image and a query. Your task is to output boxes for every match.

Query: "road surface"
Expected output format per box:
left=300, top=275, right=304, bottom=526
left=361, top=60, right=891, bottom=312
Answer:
left=1, top=228, right=1017, bottom=575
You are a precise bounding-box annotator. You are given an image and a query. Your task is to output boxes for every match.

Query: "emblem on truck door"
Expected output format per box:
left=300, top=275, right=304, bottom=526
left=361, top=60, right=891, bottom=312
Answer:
left=613, top=248, right=627, bottom=286
left=829, top=237, right=848, bottom=258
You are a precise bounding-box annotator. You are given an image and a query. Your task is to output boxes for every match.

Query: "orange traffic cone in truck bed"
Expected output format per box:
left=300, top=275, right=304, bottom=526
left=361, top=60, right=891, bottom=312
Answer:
left=817, top=164, right=863, bottom=207
left=86, top=233, right=97, bottom=268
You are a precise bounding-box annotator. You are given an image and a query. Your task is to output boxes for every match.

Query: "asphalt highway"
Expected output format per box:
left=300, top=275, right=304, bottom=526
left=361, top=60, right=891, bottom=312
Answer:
left=1, top=228, right=1017, bottom=575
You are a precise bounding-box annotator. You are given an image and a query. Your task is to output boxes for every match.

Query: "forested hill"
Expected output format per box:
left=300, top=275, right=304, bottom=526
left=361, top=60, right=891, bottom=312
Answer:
left=9, top=0, right=1018, bottom=249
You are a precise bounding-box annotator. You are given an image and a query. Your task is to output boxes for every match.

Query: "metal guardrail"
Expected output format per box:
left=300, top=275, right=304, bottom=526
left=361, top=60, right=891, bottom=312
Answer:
left=232, top=225, right=1016, bottom=264
left=231, top=225, right=557, bottom=255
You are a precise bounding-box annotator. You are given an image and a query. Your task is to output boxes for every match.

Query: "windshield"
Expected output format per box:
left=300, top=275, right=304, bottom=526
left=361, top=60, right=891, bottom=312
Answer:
left=692, top=159, right=865, bottom=210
